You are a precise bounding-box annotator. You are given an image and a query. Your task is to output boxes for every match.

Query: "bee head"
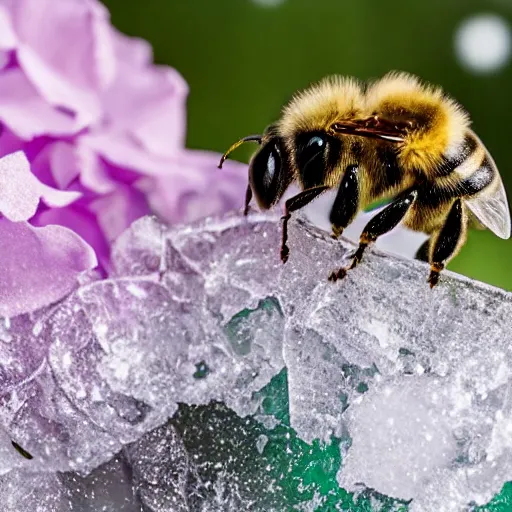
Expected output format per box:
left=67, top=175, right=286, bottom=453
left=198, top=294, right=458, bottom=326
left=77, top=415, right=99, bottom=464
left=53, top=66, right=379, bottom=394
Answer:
left=248, top=136, right=293, bottom=209
left=219, top=129, right=293, bottom=210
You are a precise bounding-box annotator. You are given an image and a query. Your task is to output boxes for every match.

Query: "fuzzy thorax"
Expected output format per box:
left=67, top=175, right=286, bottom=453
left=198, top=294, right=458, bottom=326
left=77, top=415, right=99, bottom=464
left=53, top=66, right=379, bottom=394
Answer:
left=278, top=76, right=365, bottom=139
left=365, top=72, right=471, bottom=175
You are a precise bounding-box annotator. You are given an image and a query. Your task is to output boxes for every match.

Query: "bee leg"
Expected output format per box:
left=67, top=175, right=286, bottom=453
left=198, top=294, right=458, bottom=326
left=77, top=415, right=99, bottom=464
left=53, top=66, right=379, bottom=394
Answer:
left=329, top=164, right=360, bottom=239
left=329, top=189, right=417, bottom=282
left=243, top=184, right=253, bottom=216
left=281, top=185, right=330, bottom=263
left=415, top=238, right=431, bottom=262
left=427, top=199, right=465, bottom=288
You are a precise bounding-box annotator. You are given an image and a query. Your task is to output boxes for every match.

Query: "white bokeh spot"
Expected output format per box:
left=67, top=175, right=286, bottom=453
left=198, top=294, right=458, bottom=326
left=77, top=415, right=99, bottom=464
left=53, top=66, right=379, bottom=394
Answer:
left=455, top=14, right=511, bottom=73
left=250, top=0, right=286, bottom=7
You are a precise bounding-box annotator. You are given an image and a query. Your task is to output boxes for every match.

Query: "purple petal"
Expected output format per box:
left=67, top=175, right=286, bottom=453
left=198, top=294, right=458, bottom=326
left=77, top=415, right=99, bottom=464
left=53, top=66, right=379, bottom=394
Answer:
left=128, top=67, right=188, bottom=157
left=102, top=29, right=187, bottom=158
left=89, top=185, right=151, bottom=243
left=32, top=141, right=117, bottom=194
left=101, top=58, right=188, bottom=157
left=50, top=142, right=82, bottom=189
left=81, top=132, right=172, bottom=176
left=0, top=151, right=79, bottom=222
left=0, top=5, right=16, bottom=49
left=8, top=0, right=115, bottom=127
left=38, top=181, right=81, bottom=208
left=0, top=51, right=8, bottom=70
left=0, top=151, right=38, bottom=220
left=111, top=28, right=152, bottom=68
left=33, top=204, right=109, bottom=271
left=0, top=125, right=24, bottom=159
left=0, top=68, right=81, bottom=138
left=77, top=144, right=117, bottom=194
left=138, top=150, right=248, bottom=224
left=30, top=141, right=80, bottom=190
left=0, top=219, right=97, bottom=317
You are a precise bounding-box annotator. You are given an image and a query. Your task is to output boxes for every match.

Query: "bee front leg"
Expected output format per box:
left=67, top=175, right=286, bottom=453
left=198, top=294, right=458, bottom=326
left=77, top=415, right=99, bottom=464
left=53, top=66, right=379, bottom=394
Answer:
left=280, top=185, right=330, bottom=263
left=427, top=199, right=466, bottom=288
left=329, top=164, right=360, bottom=239
left=243, top=184, right=253, bottom=216
left=329, top=189, right=418, bottom=282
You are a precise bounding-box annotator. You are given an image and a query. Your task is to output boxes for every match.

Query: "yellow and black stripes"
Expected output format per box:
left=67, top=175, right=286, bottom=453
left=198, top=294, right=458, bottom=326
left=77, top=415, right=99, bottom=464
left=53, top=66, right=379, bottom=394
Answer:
left=413, top=131, right=496, bottom=210
left=435, top=134, right=477, bottom=177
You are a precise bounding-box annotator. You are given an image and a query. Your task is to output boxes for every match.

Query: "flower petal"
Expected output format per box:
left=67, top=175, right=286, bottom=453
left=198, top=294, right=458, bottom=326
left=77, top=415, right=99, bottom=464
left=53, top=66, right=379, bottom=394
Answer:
left=0, top=150, right=38, bottom=220
left=111, top=28, right=152, bottom=68
left=81, top=132, right=171, bottom=176
left=101, top=58, right=188, bottom=157
left=17, top=48, right=101, bottom=129
left=29, top=140, right=117, bottom=195
left=33, top=205, right=109, bottom=270
left=0, top=68, right=80, bottom=138
left=38, top=181, right=81, bottom=209
left=129, top=68, right=188, bottom=157
left=31, top=141, right=81, bottom=190
left=0, top=51, right=9, bottom=70
left=77, top=145, right=117, bottom=194
left=139, top=150, right=248, bottom=224
left=0, top=5, right=16, bottom=50
left=9, top=0, right=115, bottom=127
left=89, top=185, right=151, bottom=243
left=0, top=125, right=24, bottom=159
left=0, top=150, right=80, bottom=221
left=0, top=219, right=97, bottom=317
left=97, top=27, right=188, bottom=157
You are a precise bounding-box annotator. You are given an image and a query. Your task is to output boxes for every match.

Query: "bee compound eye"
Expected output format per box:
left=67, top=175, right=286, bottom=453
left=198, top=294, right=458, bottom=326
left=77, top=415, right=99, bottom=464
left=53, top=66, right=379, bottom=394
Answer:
left=296, top=134, right=326, bottom=168
left=249, top=138, right=285, bottom=209
left=295, top=132, right=331, bottom=189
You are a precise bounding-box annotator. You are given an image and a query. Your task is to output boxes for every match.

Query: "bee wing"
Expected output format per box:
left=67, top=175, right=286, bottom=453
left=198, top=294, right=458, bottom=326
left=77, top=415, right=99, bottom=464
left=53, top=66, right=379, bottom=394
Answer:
left=464, top=131, right=511, bottom=239
left=330, top=119, right=405, bottom=142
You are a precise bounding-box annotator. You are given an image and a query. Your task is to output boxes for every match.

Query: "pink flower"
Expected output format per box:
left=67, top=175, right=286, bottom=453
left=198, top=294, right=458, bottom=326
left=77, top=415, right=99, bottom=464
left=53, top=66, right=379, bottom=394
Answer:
left=0, top=0, right=247, bottom=316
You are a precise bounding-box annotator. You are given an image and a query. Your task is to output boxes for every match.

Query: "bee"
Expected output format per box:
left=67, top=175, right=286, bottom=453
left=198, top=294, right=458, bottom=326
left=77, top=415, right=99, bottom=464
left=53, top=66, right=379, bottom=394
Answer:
left=218, top=72, right=511, bottom=288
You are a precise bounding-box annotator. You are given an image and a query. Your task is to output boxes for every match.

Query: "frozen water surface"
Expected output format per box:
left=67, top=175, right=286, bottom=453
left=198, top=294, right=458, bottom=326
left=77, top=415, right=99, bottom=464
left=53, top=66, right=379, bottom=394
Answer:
left=0, top=211, right=512, bottom=511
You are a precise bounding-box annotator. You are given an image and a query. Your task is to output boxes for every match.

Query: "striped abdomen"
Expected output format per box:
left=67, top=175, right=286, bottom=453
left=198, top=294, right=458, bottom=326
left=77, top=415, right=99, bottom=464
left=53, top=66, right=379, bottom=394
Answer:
left=438, top=132, right=497, bottom=198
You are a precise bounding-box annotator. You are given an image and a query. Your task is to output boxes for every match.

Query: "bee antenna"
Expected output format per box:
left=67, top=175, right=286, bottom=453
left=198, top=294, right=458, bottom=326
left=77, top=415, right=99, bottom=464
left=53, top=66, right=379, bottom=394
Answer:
left=218, top=135, right=263, bottom=169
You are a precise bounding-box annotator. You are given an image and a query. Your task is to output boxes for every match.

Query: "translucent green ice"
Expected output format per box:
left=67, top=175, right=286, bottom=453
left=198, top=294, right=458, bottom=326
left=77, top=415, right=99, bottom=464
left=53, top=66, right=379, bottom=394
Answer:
left=171, top=369, right=511, bottom=511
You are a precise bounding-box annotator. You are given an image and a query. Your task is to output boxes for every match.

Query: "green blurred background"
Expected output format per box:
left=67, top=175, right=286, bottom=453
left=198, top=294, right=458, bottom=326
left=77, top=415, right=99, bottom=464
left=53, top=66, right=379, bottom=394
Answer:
left=103, top=0, right=512, bottom=290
